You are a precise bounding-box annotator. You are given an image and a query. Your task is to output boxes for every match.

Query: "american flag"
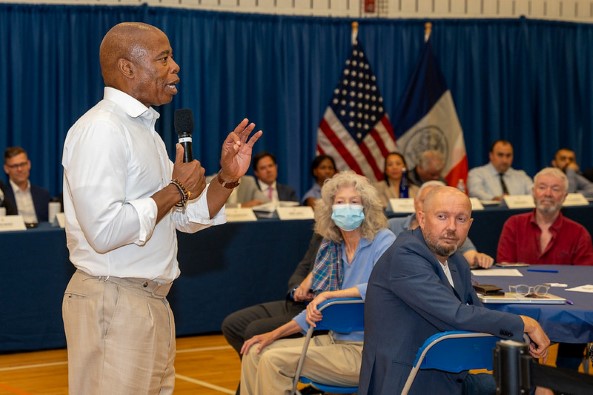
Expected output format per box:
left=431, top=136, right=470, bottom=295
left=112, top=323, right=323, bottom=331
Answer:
left=316, top=41, right=396, bottom=182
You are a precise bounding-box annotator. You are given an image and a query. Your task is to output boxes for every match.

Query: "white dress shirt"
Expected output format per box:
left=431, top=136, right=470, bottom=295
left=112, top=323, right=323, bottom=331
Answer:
left=467, top=162, right=533, bottom=200
left=257, top=179, right=278, bottom=201
left=62, top=87, right=225, bottom=282
left=9, top=179, right=37, bottom=223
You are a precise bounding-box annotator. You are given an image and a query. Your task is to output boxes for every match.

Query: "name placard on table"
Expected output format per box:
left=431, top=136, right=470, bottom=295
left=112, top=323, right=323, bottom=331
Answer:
left=277, top=206, right=314, bottom=220
left=225, top=208, right=258, bottom=222
left=503, top=195, right=535, bottom=209
left=469, top=198, right=485, bottom=210
left=55, top=212, right=66, bottom=228
left=562, top=193, right=589, bottom=207
left=0, top=215, right=27, bottom=231
left=389, top=198, right=415, bottom=213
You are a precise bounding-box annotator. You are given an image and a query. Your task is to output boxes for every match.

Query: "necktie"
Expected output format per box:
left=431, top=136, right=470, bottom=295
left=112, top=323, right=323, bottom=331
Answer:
left=499, top=173, right=509, bottom=195
left=267, top=186, right=274, bottom=200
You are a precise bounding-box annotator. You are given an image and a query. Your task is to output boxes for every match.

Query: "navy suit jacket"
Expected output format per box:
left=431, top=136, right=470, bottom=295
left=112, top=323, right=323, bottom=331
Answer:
left=276, top=183, right=298, bottom=202
left=0, top=180, right=17, bottom=214
left=2, top=181, right=51, bottom=222
left=358, top=228, right=524, bottom=395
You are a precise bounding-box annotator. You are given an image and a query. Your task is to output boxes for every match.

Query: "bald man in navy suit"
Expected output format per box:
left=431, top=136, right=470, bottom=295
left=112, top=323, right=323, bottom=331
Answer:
left=359, top=186, right=550, bottom=395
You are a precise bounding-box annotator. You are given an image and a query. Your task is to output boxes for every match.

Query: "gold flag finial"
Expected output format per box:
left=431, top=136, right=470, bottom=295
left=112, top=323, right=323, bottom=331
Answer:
left=424, top=22, right=432, bottom=42
left=352, top=21, right=359, bottom=45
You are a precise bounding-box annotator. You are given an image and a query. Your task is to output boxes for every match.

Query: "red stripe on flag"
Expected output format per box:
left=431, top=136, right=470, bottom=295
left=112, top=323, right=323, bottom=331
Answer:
left=319, top=119, right=364, bottom=175
left=369, top=127, right=393, bottom=159
left=444, top=156, right=469, bottom=187
left=358, top=139, right=383, bottom=180
left=382, top=117, right=395, bottom=139
left=378, top=117, right=396, bottom=157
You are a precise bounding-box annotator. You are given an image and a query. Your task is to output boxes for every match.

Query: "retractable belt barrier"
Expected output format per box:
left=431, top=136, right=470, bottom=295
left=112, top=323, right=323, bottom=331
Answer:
left=494, top=340, right=593, bottom=395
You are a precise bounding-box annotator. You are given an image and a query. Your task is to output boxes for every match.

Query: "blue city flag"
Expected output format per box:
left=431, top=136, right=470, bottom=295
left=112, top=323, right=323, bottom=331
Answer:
left=392, top=37, right=468, bottom=186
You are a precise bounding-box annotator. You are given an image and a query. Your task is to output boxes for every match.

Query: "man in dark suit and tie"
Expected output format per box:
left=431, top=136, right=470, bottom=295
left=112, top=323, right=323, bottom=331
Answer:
left=252, top=151, right=298, bottom=202
left=358, top=186, right=550, bottom=395
left=3, top=146, right=51, bottom=223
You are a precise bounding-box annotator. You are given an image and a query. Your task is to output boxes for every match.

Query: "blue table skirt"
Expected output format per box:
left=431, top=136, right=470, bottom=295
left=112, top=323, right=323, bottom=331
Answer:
left=0, top=219, right=314, bottom=353
left=2, top=204, right=592, bottom=352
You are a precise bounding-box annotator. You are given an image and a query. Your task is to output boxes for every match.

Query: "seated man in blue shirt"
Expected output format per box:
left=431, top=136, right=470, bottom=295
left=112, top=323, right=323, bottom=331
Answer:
left=468, top=140, right=532, bottom=201
left=551, top=147, right=593, bottom=198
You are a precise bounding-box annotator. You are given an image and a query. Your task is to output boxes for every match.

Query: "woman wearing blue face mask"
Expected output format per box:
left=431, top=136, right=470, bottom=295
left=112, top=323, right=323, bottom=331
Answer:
left=240, top=171, right=395, bottom=395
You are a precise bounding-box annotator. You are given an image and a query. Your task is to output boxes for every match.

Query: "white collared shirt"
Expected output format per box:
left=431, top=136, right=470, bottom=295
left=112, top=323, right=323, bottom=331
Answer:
left=258, top=179, right=278, bottom=201
left=439, top=260, right=455, bottom=288
left=62, top=87, right=226, bottom=282
left=467, top=162, right=533, bottom=200
left=10, top=179, right=37, bottom=223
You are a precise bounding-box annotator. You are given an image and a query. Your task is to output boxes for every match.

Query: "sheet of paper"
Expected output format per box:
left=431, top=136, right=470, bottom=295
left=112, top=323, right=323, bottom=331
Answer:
left=251, top=202, right=277, bottom=213
left=471, top=269, right=523, bottom=277
left=565, top=284, right=593, bottom=293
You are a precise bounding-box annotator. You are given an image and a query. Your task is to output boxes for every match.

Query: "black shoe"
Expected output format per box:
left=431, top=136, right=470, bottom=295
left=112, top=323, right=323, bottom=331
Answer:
left=299, top=385, right=325, bottom=395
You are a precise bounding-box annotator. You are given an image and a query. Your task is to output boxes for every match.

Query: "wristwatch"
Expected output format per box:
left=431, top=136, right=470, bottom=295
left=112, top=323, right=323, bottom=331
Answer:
left=216, top=170, right=240, bottom=189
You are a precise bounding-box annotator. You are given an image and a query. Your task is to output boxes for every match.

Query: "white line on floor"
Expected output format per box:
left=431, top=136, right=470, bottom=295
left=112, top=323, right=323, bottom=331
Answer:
left=177, top=345, right=232, bottom=353
left=0, top=361, right=67, bottom=372
left=175, top=373, right=235, bottom=394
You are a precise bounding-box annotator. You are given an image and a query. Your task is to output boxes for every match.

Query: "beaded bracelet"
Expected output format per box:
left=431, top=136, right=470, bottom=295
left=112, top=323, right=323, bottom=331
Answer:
left=170, top=179, right=191, bottom=207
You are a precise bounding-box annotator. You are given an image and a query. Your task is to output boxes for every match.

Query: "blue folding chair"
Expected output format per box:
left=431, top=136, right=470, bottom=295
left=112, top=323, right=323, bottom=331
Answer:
left=290, top=297, right=365, bottom=395
left=401, top=330, right=500, bottom=395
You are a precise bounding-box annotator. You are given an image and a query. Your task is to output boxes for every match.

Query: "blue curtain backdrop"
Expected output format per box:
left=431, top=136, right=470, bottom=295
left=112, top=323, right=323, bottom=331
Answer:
left=1, top=4, right=593, bottom=197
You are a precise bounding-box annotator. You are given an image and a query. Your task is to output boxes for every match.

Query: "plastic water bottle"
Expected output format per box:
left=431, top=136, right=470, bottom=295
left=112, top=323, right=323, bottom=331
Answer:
left=399, top=168, right=409, bottom=198
left=457, top=179, right=466, bottom=194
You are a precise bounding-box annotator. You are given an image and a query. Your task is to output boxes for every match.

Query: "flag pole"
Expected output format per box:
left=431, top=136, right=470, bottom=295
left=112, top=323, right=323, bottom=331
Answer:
left=424, top=21, right=432, bottom=42
left=352, top=21, right=359, bottom=45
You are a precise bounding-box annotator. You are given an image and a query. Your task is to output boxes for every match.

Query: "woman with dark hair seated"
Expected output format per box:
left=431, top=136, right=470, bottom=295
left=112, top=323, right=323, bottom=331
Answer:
left=373, top=151, right=419, bottom=209
left=301, top=154, right=337, bottom=208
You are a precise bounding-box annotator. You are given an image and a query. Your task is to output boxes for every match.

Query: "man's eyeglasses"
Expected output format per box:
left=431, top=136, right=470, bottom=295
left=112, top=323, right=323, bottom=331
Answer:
left=508, top=284, right=550, bottom=298
left=5, top=161, right=28, bottom=170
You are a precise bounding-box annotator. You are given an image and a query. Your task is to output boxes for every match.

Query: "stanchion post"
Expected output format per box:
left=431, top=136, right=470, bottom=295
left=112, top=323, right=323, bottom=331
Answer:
left=494, top=339, right=531, bottom=394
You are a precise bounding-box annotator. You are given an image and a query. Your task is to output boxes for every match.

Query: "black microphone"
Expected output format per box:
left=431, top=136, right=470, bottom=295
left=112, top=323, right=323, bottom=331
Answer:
left=174, top=108, right=194, bottom=162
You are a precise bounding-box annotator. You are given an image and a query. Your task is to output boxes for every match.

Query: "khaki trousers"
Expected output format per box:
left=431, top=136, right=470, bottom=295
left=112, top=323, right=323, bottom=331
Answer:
left=62, top=270, right=175, bottom=395
left=240, top=334, right=362, bottom=395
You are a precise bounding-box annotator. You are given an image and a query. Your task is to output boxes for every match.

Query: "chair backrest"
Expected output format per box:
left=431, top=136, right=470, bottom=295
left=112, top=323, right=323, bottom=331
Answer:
left=291, top=297, right=364, bottom=395
left=401, top=331, right=500, bottom=395
left=313, top=297, right=365, bottom=333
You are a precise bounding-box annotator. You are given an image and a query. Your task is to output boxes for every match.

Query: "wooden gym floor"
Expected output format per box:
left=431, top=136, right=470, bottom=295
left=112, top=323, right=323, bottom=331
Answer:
left=0, top=335, right=590, bottom=394
left=0, top=334, right=240, bottom=394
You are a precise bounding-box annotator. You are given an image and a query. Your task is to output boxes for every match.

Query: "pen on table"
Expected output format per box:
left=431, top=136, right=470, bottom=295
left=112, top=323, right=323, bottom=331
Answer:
left=565, top=299, right=574, bottom=305
left=526, top=269, right=559, bottom=273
